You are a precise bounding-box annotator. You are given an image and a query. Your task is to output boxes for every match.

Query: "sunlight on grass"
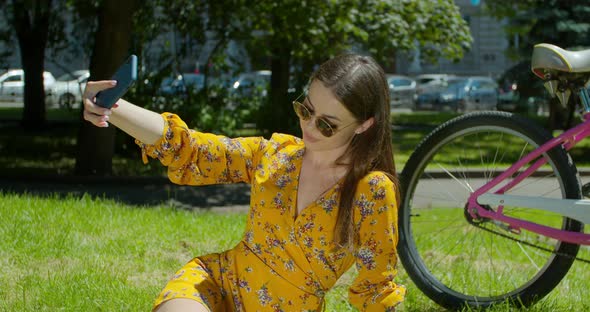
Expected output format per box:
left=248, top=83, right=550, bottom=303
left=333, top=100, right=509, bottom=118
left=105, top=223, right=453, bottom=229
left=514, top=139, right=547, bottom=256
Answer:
left=0, top=192, right=588, bottom=311
left=0, top=192, right=246, bottom=311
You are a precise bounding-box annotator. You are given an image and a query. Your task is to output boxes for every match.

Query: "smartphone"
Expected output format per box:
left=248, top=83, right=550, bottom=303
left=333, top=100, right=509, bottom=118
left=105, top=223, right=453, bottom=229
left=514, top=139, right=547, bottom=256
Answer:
left=95, top=54, right=138, bottom=108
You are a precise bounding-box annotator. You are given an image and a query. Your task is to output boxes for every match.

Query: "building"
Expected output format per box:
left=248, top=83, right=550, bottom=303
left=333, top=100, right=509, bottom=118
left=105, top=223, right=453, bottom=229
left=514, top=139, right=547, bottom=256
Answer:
left=397, top=0, right=518, bottom=78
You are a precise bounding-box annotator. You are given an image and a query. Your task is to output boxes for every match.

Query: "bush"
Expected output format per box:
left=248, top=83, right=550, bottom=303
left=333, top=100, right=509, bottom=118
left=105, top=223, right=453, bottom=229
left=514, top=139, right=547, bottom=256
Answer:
left=125, top=72, right=267, bottom=137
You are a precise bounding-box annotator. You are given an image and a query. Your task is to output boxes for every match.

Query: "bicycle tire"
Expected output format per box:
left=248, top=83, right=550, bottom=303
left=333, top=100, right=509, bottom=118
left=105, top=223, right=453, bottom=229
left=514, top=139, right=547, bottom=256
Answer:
left=398, top=111, right=583, bottom=310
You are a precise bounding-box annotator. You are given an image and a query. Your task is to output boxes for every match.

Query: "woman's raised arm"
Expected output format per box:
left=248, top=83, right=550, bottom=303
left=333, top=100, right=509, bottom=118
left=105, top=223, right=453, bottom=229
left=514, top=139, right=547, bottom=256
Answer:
left=83, top=80, right=164, bottom=144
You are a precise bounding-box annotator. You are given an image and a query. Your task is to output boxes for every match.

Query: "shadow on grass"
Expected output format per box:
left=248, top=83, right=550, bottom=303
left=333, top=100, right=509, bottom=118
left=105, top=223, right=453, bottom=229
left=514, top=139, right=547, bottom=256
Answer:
left=0, top=176, right=252, bottom=211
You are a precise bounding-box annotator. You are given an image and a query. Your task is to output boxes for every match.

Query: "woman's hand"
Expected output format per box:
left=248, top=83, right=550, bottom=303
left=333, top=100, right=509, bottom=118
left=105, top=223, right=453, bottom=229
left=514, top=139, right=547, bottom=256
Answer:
left=82, top=80, right=119, bottom=127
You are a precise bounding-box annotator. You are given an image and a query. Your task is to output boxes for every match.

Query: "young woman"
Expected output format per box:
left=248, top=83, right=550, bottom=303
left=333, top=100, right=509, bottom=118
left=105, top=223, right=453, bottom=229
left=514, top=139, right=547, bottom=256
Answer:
left=83, top=54, right=405, bottom=311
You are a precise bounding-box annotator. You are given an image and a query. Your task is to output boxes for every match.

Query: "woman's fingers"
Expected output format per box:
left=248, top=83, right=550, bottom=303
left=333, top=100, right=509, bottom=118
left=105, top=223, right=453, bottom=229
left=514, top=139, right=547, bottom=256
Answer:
left=83, top=80, right=117, bottom=127
left=83, top=108, right=110, bottom=127
left=83, top=80, right=117, bottom=98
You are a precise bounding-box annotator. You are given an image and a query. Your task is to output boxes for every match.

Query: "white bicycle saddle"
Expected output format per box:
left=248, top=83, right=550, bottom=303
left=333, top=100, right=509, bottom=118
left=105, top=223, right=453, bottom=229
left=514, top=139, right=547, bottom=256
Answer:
left=531, top=43, right=590, bottom=79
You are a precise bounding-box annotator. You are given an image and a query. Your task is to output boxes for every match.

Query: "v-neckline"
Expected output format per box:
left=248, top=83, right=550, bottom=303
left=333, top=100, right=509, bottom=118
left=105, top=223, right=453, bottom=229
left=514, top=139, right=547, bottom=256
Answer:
left=292, top=148, right=343, bottom=222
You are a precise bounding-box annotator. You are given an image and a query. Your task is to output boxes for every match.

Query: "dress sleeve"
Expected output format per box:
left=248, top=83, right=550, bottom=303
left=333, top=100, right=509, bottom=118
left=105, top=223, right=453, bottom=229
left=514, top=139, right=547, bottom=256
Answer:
left=136, top=112, right=265, bottom=186
left=348, top=172, right=406, bottom=311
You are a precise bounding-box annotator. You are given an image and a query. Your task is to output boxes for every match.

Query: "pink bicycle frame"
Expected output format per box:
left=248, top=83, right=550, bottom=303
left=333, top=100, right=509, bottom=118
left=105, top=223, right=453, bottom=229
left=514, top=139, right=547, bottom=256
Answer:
left=468, top=94, right=590, bottom=245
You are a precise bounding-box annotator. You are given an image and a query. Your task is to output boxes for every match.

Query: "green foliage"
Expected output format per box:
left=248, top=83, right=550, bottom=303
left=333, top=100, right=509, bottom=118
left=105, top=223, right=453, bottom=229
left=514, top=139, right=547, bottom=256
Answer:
left=1, top=0, right=474, bottom=132
left=486, top=0, right=590, bottom=58
left=1, top=0, right=475, bottom=169
left=229, top=0, right=472, bottom=70
left=230, top=0, right=472, bottom=133
left=124, top=70, right=265, bottom=136
left=486, top=0, right=590, bottom=129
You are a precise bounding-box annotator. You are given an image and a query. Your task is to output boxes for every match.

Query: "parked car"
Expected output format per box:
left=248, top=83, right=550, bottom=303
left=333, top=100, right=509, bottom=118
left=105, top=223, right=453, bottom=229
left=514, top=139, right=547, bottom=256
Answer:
left=415, top=77, right=464, bottom=111
left=0, top=69, right=56, bottom=105
left=437, top=76, right=499, bottom=112
left=223, top=70, right=271, bottom=110
left=386, top=74, right=417, bottom=110
left=414, top=73, right=457, bottom=94
left=497, top=81, right=550, bottom=115
left=230, top=70, right=271, bottom=97
left=416, top=77, right=499, bottom=112
left=159, top=73, right=205, bottom=96
left=48, top=70, right=89, bottom=109
left=496, top=81, right=519, bottom=111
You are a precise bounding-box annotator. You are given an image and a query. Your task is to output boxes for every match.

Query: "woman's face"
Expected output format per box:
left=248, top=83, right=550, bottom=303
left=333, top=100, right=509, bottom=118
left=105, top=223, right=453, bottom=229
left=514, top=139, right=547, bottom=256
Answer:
left=297, top=80, right=359, bottom=151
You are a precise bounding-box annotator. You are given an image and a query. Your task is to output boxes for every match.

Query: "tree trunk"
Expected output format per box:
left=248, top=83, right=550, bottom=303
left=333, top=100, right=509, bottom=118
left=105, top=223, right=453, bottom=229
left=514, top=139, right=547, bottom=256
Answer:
left=383, top=51, right=397, bottom=73
left=258, top=42, right=292, bottom=136
left=74, top=0, right=138, bottom=176
left=12, top=0, right=51, bottom=129
left=271, top=47, right=292, bottom=134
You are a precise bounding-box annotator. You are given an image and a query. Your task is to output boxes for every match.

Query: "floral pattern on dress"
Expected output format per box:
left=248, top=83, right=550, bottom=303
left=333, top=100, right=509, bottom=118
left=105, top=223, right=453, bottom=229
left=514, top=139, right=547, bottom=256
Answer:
left=143, top=113, right=406, bottom=311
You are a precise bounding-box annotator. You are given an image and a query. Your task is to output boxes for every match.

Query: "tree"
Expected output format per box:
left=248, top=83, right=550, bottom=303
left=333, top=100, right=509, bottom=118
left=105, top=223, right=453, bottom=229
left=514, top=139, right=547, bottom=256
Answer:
left=225, top=0, right=472, bottom=135
left=7, top=0, right=53, bottom=129
left=4, top=0, right=471, bottom=175
left=486, top=0, right=590, bottom=129
left=1, top=1, right=97, bottom=128
left=74, top=0, right=139, bottom=175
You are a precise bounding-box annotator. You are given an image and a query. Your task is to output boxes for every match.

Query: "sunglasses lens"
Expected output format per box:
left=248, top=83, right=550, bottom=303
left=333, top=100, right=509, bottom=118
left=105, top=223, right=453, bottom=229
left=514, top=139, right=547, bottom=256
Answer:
left=316, top=119, right=335, bottom=137
left=293, top=101, right=311, bottom=120
left=293, top=99, right=338, bottom=138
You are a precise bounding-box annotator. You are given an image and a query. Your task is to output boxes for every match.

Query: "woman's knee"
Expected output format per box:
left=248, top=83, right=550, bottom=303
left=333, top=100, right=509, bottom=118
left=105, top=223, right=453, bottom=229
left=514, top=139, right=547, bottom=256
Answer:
left=154, top=298, right=210, bottom=312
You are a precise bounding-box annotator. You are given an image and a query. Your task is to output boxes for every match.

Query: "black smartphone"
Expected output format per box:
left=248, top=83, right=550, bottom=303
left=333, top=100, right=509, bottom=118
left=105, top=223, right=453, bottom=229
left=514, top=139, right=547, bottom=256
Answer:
left=95, top=54, right=138, bottom=108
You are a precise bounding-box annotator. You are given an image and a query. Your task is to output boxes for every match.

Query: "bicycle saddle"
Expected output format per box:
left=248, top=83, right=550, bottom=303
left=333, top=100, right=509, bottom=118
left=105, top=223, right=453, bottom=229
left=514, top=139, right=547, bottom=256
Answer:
left=531, top=43, right=590, bottom=79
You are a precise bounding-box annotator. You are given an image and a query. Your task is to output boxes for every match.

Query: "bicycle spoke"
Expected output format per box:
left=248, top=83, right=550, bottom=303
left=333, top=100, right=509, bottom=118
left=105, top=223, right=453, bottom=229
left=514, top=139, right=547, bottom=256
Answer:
left=436, top=163, right=474, bottom=192
left=517, top=242, right=541, bottom=270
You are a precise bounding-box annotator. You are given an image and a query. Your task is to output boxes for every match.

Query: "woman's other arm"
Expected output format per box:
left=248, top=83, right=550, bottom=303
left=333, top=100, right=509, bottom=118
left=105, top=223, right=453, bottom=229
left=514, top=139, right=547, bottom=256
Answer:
left=348, top=172, right=406, bottom=311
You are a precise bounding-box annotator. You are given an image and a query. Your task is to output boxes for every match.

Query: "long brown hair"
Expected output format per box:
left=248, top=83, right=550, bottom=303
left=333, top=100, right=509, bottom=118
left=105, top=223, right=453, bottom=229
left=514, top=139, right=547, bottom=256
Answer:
left=310, top=54, right=398, bottom=250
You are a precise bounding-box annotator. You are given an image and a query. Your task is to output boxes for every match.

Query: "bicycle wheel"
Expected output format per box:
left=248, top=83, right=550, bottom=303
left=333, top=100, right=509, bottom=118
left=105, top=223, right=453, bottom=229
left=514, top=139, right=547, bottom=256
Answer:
left=398, top=111, right=583, bottom=309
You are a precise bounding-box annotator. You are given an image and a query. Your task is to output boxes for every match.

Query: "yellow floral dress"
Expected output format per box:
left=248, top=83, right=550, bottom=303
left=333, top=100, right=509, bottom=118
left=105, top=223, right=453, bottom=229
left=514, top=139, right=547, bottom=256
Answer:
left=139, top=113, right=406, bottom=311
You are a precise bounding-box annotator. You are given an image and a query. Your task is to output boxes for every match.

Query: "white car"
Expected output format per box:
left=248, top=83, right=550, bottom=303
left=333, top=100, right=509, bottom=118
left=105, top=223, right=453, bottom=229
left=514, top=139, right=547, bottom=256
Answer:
left=49, top=70, right=90, bottom=109
left=0, top=69, right=56, bottom=105
left=386, top=74, right=417, bottom=111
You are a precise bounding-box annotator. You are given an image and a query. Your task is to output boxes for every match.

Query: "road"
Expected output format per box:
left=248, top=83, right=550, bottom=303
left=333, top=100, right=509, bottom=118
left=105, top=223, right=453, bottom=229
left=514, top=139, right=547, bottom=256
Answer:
left=410, top=176, right=590, bottom=209
left=0, top=101, right=23, bottom=108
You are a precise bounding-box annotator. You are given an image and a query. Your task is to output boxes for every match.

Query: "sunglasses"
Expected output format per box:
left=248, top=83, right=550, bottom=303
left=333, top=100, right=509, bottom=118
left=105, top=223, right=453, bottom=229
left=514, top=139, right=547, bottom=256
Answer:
left=292, top=96, right=356, bottom=138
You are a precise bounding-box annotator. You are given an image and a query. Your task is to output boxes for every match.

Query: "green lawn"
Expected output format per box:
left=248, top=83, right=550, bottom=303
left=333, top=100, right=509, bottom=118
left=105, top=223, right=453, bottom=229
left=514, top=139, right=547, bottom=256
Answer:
left=0, top=106, right=80, bottom=121
left=1, top=192, right=588, bottom=311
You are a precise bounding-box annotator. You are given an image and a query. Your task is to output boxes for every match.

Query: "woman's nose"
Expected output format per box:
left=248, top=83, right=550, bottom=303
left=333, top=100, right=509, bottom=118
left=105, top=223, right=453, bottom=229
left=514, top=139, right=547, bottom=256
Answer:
left=304, top=116, right=316, bottom=132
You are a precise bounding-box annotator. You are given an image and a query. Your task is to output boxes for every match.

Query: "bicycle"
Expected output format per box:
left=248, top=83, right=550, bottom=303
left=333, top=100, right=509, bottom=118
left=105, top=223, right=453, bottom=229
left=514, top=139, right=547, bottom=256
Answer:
left=398, top=43, right=590, bottom=310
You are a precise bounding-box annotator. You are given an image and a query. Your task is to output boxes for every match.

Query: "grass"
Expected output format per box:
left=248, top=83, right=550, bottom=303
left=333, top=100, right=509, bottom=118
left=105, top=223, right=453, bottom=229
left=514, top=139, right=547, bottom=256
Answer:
left=0, top=107, right=165, bottom=177
left=0, top=192, right=245, bottom=311
left=402, top=206, right=590, bottom=310
left=3, top=108, right=590, bottom=175
left=391, top=111, right=590, bottom=169
left=1, top=192, right=588, bottom=311
left=0, top=106, right=80, bottom=121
